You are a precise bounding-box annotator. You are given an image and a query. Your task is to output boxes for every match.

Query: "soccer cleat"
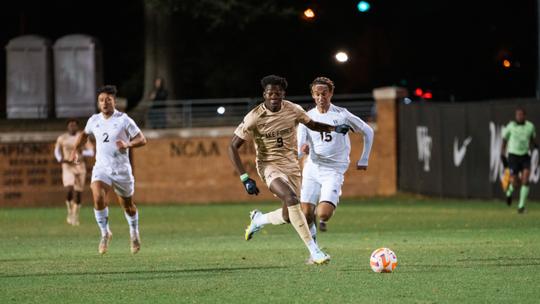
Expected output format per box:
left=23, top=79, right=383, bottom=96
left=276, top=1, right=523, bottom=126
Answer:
left=518, top=207, right=526, bottom=214
left=66, top=201, right=73, bottom=225
left=130, top=233, right=141, bottom=254
left=98, top=230, right=113, bottom=255
left=310, top=250, right=331, bottom=265
left=244, top=209, right=263, bottom=241
left=319, top=220, right=328, bottom=232
left=305, top=256, right=315, bottom=265
left=506, top=195, right=512, bottom=207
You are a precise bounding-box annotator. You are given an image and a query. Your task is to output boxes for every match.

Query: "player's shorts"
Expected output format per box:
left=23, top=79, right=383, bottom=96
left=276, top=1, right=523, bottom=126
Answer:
left=257, top=161, right=301, bottom=196
left=91, top=166, right=135, bottom=197
left=62, top=163, right=86, bottom=192
left=508, top=153, right=531, bottom=175
left=300, top=161, right=345, bottom=207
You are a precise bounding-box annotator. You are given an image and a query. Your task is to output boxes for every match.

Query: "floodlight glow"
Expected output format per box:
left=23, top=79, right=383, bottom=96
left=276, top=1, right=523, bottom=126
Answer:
left=304, top=8, right=315, bottom=19
left=335, top=51, right=349, bottom=63
left=357, top=1, right=371, bottom=13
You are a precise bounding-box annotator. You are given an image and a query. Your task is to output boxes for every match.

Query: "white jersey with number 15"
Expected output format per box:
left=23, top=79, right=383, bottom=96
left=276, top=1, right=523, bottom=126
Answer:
left=297, top=104, right=374, bottom=172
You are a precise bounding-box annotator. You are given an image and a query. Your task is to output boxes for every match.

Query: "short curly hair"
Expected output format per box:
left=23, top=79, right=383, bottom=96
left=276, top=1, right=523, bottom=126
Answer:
left=97, top=85, right=118, bottom=96
left=310, top=77, right=335, bottom=93
left=261, top=75, right=288, bottom=90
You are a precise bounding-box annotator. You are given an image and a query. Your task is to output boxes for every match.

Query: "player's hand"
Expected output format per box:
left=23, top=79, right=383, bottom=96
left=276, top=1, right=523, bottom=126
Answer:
left=335, top=124, right=351, bottom=135
left=116, top=140, right=130, bottom=153
left=242, top=178, right=260, bottom=195
left=67, top=151, right=79, bottom=164
left=300, top=144, right=310, bottom=155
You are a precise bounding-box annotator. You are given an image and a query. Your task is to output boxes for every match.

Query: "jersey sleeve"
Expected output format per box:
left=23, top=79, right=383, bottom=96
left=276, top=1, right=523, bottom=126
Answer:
left=125, top=116, right=142, bottom=138
left=84, top=117, right=94, bottom=135
left=54, top=136, right=63, bottom=162
left=234, top=112, right=256, bottom=140
left=293, top=104, right=311, bottom=125
left=344, top=109, right=374, bottom=166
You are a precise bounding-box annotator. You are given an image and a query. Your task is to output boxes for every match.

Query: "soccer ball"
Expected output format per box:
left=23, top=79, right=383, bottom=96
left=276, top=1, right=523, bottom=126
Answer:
left=370, top=248, right=398, bottom=273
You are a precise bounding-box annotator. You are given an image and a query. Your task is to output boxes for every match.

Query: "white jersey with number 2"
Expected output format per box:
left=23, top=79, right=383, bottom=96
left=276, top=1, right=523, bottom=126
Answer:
left=84, top=110, right=141, bottom=174
left=297, top=104, right=374, bottom=173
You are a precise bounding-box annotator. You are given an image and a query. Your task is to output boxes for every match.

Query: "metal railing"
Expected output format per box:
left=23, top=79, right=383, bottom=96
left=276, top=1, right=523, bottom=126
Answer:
left=146, top=93, right=374, bottom=129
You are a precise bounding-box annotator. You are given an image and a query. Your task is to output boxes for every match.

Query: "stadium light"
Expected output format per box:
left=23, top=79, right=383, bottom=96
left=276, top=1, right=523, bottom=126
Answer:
left=335, top=51, right=349, bottom=63
left=503, top=59, right=511, bottom=68
left=357, top=1, right=371, bottom=13
left=217, top=106, right=226, bottom=115
left=303, top=8, right=316, bottom=19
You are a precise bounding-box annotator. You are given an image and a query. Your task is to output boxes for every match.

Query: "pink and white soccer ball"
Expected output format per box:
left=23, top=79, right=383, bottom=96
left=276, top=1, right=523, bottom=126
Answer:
left=370, top=248, right=398, bottom=273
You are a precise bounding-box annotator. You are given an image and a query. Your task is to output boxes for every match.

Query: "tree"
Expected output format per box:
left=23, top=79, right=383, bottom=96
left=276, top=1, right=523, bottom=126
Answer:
left=131, top=0, right=296, bottom=123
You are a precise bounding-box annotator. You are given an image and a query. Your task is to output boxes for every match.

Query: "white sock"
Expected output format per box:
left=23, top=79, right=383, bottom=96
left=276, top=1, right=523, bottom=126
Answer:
left=310, top=223, right=317, bottom=242
left=94, top=207, right=110, bottom=237
left=124, top=211, right=139, bottom=237
left=256, top=208, right=287, bottom=226
left=307, top=239, right=321, bottom=256
left=253, top=214, right=269, bottom=227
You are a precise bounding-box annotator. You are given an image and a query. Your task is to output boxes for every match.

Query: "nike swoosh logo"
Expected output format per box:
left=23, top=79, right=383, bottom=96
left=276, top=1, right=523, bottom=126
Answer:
left=453, top=136, right=472, bottom=167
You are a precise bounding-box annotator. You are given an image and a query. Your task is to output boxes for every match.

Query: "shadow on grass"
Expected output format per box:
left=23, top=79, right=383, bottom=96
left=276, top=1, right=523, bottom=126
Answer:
left=0, top=265, right=287, bottom=279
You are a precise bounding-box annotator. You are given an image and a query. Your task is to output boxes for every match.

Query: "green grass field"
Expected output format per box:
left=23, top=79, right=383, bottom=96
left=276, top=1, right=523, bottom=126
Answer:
left=1, top=196, right=540, bottom=303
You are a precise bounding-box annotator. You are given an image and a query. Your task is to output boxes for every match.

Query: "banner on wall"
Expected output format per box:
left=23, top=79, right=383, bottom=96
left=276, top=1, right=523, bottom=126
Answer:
left=399, top=99, right=540, bottom=199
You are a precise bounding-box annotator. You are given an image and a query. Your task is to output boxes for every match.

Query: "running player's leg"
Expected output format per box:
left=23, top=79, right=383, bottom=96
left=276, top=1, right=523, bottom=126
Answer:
left=518, top=167, right=530, bottom=213
left=270, top=178, right=329, bottom=263
left=300, top=162, right=320, bottom=239
left=506, top=154, right=521, bottom=204
left=91, top=180, right=113, bottom=254
left=317, top=169, right=344, bottom=231
left=65, top=185, right=74, bottom=224
left=113, top=178, right=140, bottom=253
left=317, top=202, right=336, bottom=231
left=62, top=165, right=76, bottom=224
left=70, top=171, right=85, bottom=226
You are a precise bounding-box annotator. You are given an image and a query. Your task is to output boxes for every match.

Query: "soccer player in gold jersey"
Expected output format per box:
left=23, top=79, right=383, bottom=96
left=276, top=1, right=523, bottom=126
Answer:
left=228, top=75, right=351, bottom=264
left=54, top=119, right=94, bottom=226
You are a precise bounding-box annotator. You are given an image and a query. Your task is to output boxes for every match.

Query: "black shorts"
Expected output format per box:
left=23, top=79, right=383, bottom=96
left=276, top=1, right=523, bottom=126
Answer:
left=508, top=153, right=531, bottom=175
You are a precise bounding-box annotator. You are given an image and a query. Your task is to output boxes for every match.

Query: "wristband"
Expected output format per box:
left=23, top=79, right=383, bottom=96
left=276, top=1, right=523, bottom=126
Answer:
left=240, top=173, right=249, bottom=182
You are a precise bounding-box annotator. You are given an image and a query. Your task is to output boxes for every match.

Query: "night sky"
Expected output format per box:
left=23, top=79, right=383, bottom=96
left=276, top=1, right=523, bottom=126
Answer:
left=1, top=0, right=538, bottom=108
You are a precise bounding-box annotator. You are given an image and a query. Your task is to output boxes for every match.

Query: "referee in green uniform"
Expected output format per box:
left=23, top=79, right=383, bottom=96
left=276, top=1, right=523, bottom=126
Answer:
left=501, top=107, right=537, bottom=213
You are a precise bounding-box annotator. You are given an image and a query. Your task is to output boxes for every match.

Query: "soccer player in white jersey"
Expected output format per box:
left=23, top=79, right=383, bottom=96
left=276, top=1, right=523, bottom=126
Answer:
left=298, top=77, right=374, bottom=239
left=69, top=85, right=147, bottom=254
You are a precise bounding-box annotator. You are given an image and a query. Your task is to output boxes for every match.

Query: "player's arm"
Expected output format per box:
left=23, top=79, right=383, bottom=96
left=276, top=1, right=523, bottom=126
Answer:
left=297, top=123, right=310, bottom=158
left=54, top=137, right=64, bottom=163
left=68, top=132, right=89, bottom=164
left=228, top=135, right=259, bottom=195
left=345, top=110, right=374, bottom=170
left=116, top=132, right=147, bottom=151
left=304, top=120, right=350, bottom=134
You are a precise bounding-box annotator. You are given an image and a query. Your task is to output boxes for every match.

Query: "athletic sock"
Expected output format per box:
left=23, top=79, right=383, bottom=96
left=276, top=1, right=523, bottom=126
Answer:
left=287, top=204, right=320, bottom=256
left=518, top=185, right=529, bottom=209
left=124, top=210, right=139, bottom=237
left=94, top=207, right=110, bottom=237
left=310, top=223, right=317, bottom=242
left=255, top=208, right=286, bottom=226
left=506, top=184, right=514, bottom=197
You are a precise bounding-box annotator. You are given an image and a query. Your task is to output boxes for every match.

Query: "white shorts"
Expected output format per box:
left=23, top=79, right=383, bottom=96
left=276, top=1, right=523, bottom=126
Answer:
left=91, top=167, right=135, bottom=197
left=300, top=162, right=345, bottom=207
